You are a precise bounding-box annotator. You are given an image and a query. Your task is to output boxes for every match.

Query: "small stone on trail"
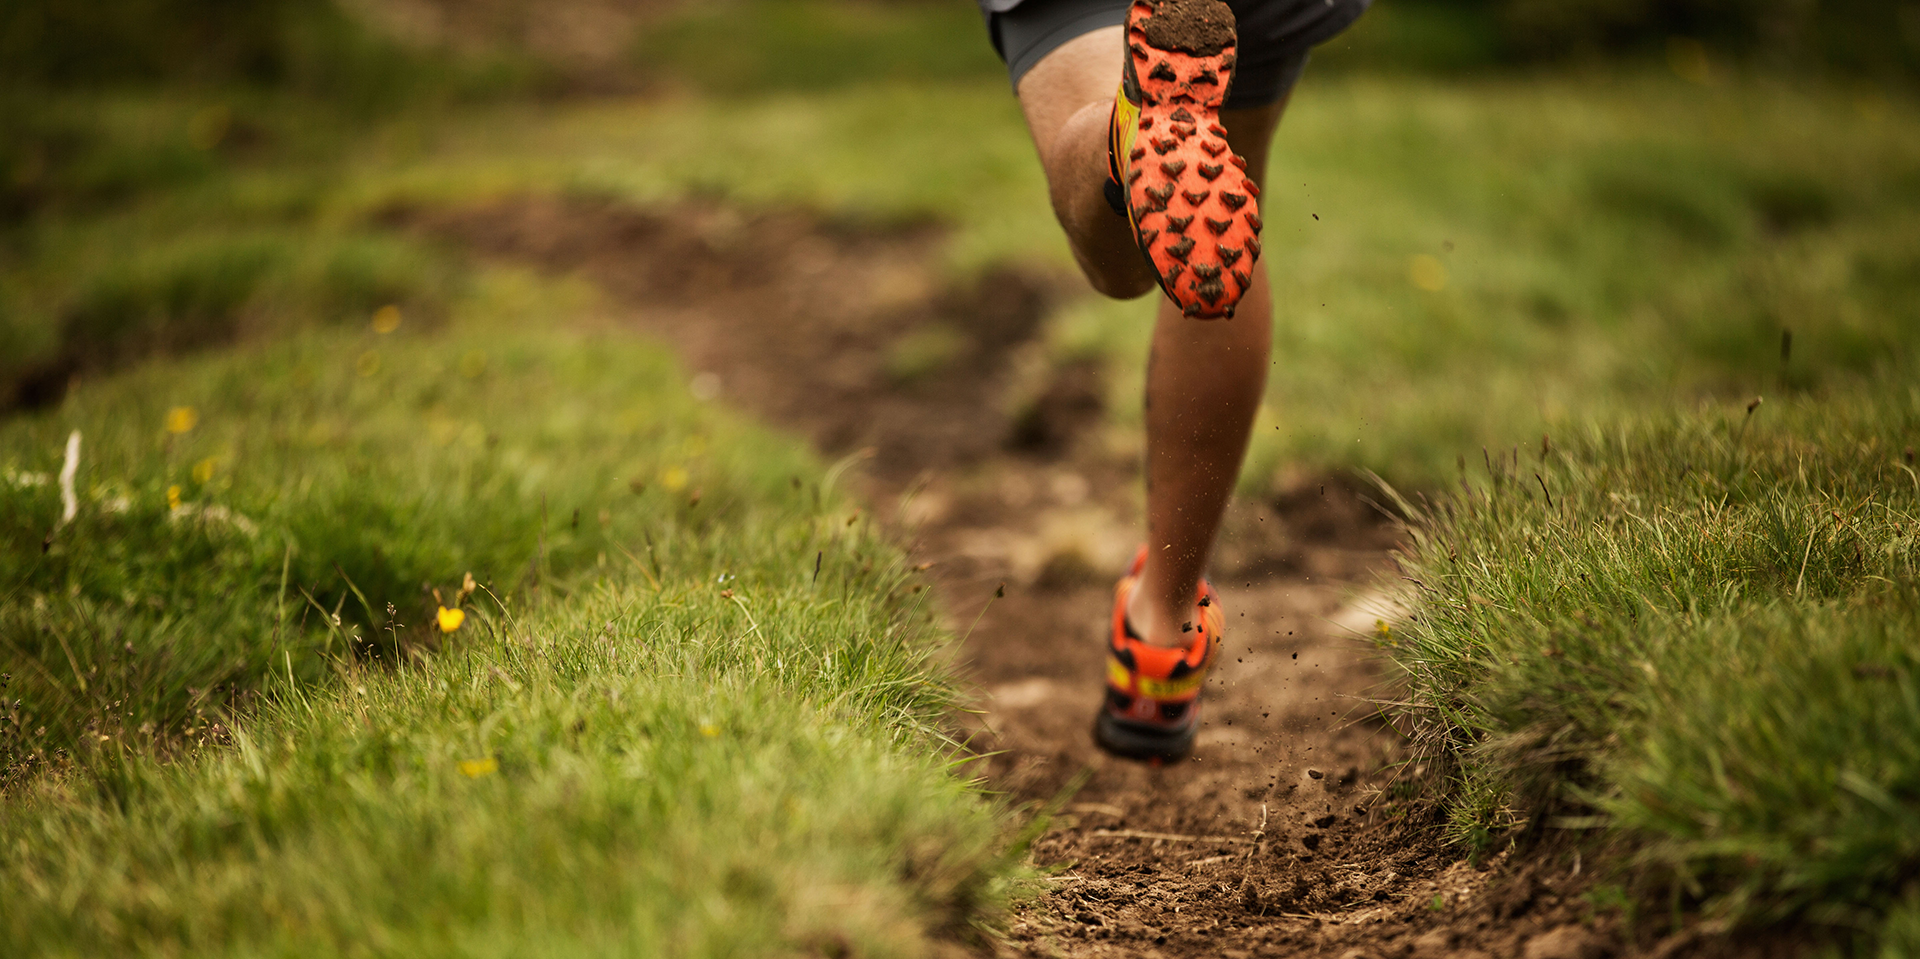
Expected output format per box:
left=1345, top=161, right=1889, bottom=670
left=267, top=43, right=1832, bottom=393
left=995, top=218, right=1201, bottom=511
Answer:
left=1524, top=925, right=1607, bottom=959
left=1307, top=768, right=1324, bottom=779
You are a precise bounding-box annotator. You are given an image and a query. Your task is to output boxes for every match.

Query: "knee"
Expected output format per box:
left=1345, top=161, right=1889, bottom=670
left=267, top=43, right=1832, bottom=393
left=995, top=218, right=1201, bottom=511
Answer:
left=1069, top=241, right=1158, bottom=298
left=1085, top=266, right=1158, bottom=300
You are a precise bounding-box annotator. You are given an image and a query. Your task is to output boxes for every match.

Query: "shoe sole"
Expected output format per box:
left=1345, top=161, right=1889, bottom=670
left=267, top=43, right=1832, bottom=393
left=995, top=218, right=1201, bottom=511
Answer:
left=1118, top=0, right=1263, bottom=319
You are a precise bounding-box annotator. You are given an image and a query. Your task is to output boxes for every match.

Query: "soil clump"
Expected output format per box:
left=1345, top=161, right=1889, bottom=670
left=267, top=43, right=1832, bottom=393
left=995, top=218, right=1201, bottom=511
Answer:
left=1142, top=0, right=1237, bottom=57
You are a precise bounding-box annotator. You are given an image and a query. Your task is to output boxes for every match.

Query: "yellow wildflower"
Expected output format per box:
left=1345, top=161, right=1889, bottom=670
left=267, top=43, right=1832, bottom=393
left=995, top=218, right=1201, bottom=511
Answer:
left=660, top=466, right=689, bottom=492
left=370, top=304, right=402, bottom=334
left=166, top=485, right=182, bottom=511
left=1409, top=254, right=1448, bottom=292
left=699, top=724, right=720, bottom=738
left=458, top=757, right=498, bottom=778
left=192, top=457, right=217, bottom=484
left=164, top=407, right=198, bottom=434
left=437, top=606, right=466, bottom=633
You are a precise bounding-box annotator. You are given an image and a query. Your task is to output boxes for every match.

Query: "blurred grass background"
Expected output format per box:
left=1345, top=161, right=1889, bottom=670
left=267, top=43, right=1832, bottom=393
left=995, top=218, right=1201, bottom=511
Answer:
left=6, top=0, right=1917, bottom=488
left=2, top=0, right=1919, bottom=954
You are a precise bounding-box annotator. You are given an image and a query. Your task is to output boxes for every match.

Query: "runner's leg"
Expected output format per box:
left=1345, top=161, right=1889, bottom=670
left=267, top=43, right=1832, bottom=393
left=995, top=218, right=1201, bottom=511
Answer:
left=1126, top=101, right=1283, bottom=647
left=1015, top=26, right=1155, bottom=298
left=1016, top=32, right=1288, bottom=647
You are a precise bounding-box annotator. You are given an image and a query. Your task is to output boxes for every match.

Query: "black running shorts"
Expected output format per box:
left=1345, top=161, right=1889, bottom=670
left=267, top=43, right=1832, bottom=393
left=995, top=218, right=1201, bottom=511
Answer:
left=981, top=0, right=1370, bottom=109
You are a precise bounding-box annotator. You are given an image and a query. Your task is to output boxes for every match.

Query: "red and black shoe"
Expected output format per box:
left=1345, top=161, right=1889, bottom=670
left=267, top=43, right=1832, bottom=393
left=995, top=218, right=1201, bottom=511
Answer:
left=1107, top=0, right=1263, bottom=319
left=1094, top=545, right=1225, bottom=761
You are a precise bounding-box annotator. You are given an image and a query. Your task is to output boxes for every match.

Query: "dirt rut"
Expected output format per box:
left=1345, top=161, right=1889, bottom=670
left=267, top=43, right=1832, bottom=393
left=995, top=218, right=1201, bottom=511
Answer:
left=412, top=196, right=1627, bottom=959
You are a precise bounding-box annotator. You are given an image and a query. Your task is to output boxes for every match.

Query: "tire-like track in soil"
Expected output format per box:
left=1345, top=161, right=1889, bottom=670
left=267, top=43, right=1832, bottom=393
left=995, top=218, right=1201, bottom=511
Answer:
left=411, top=196, right=1634, bottom=959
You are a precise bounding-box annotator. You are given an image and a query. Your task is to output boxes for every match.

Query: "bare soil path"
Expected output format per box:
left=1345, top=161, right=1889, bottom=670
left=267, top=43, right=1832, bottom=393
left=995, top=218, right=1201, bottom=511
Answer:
left=411, top=196, right=1623, bottom=959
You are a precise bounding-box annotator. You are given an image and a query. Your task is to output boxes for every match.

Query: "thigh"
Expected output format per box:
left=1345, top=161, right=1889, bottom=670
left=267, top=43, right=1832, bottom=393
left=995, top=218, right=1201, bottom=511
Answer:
left=1009, top=2, right=1328, bottom=184
left=993, top=0, right=1129, bottom=99
left=1014, top=24, right=1125, bottom=147
left=1017, top=25, right=1286, bottom=171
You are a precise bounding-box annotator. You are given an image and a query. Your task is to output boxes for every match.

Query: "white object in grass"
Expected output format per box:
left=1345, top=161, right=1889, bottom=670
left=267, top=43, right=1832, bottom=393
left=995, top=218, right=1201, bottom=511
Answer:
left=59, top=430, right=80, bottom=525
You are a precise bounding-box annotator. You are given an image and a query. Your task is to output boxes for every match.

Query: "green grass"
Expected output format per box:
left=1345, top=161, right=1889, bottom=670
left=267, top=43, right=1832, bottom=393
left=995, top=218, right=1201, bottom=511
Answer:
left=0, top=0, right=534, bottom=106
left=0, top=268, right=1012, bottom=952
left=0, top=263, right=816, bottom=768
left=7, top=2, right=1920, bottom=950
left=1387, top=382, right=1920, bottom=945
left=0, top=88, right=474, bottom=405
left=1059, top=71, right=1920, bottom=490
left=7, top=663, right=1001, bottom=956
left=9, top=6, right=1919, bottom=489
left=630, top=0, right=1004, bottom=95
left=0, top=11, right=1036, bottom=948
left=307, top=65, right=1920, bottom=492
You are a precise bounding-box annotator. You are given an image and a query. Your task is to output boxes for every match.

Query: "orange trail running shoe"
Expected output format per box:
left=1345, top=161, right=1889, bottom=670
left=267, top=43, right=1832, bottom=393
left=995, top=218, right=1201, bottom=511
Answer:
left=1094, top=545, right=1224, bottom=761
left=1108, top=0, right=1263, bottom=319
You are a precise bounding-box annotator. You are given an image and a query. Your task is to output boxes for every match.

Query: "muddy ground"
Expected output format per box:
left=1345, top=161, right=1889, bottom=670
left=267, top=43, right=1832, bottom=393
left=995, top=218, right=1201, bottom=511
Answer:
left=407, top=195, right=1730, bottom=959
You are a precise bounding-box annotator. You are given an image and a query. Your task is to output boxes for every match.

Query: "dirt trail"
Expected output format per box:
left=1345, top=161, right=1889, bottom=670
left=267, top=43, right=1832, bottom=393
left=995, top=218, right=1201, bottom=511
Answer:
left=413, top=196, right=1622, bottom=959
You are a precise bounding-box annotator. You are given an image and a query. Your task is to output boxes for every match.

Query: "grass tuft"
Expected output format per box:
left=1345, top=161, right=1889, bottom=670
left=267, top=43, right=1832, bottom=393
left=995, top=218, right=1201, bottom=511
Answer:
left=1391, top=382, right=1920, bottom=942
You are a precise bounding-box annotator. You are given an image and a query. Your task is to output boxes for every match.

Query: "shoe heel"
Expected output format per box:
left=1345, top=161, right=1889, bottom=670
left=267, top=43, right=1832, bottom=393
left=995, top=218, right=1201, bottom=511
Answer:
left=1094, top=712, right=1197, bottom=762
